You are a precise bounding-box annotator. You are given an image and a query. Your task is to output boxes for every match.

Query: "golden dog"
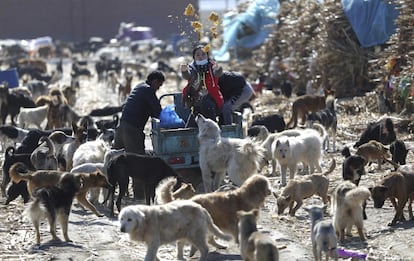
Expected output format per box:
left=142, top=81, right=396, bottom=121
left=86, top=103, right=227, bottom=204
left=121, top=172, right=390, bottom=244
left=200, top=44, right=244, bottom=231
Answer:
left=118, top=200, right=231, bottom=261
left=154, top=176, right=196, bottom=204
left=274, top=159, right=335, bottom=216
left=10, top=162, right=111, bottom=217
left=355, top=140, right=399, bottom=170
left=331, top=181, right=370, bottom=241
left=238, top=209, right=279, bottom=261
left=191, top=174, right=272, bottom=246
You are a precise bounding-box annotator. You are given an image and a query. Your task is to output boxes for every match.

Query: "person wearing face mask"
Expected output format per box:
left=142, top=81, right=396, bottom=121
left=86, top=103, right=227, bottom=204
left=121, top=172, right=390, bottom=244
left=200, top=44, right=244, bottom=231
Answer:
left=180, top=45, right=224, bottom=123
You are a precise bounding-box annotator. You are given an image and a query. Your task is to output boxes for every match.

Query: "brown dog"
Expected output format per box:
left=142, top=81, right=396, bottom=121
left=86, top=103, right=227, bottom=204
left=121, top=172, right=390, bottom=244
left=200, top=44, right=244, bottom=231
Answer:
left=274, top=159, right=335, bottom=216
left=286, top=89, right=335, bottom=129
left=356, top=140, right=399, bottom=170
left=154, top=176, right=196, bottom=204
left=370, top=164, right=414, bottom=225
left=331, top=181, right=370, bottom=241
left=10, top=162, right=112, bottom=217
left=191, top=174, right=272, bottom=246
left=237, top=209, right=279, bottom=261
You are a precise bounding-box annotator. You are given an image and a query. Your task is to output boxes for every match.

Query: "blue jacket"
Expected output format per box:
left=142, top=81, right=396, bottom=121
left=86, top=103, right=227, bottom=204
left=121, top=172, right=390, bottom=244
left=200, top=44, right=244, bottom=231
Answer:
left=120, top=81, right=161, bottom=130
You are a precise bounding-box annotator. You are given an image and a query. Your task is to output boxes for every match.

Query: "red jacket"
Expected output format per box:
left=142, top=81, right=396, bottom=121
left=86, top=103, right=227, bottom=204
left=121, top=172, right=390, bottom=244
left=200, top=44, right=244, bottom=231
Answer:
left=182, top=63, right=224, bottom=109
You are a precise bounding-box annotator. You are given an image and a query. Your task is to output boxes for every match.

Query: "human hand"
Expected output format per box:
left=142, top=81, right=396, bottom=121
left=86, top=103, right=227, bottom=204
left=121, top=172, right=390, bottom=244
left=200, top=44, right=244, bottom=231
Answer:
left=180, top=64, right=188, bottom=72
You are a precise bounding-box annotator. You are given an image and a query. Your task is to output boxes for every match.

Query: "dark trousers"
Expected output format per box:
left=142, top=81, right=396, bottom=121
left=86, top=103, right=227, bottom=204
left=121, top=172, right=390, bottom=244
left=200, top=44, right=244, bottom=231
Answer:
left=113, top=121, right=146, bottom=199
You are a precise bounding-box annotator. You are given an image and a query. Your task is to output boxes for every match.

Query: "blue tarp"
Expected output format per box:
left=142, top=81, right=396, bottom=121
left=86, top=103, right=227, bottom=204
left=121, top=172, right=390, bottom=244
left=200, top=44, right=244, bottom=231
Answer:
left=212, top=0, right=280, bottom=61
left=342, top=0, right=399, bottom=48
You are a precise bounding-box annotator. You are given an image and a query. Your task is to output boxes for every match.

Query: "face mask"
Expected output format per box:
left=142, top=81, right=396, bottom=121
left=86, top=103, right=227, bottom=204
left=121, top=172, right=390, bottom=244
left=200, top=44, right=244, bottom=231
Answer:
left=195, top=59, right=208, bottom=66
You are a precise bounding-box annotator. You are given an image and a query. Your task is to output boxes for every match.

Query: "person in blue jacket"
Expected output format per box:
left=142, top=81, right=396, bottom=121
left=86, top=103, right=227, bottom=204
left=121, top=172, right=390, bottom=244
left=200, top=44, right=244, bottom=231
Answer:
left=114, top=70, right=165, bottom=155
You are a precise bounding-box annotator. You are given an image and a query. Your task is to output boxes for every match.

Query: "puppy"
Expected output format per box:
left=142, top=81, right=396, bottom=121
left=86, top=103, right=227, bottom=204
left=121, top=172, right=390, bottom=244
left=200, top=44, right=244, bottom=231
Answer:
left=354, top=117, right=396, bottom=148
left=237, top=209, right=279, bottom=261
left=305, top=205, right=338, bottom=261
left=196, top=114, right=263, bottom=192
left=272, top=128, right=324, bottom=186
left=341, top=147, right=366, bottom=186
left=286, top=89, right=334, bottom=129
left=251, top=114, right=286, bottom=133
left=191, top=174, right=272, bottom=244
left=274, top=159, right=335, bottom=216
left=370, top=166, right=414, bottom=225
left=355, top=140, right=398, bottom=170
left=331, top=181, right=370, bottom=241
left=118, top=200, right=231, bottom=261
left=154, top=176, right=196, bottom=204
left=10, top=162, right=112, bottom=217
left=390, top=139, right=408, bottom=168
left=24, top=173, right=82, bottom=245
left=307, top=95, right=337, bottom=151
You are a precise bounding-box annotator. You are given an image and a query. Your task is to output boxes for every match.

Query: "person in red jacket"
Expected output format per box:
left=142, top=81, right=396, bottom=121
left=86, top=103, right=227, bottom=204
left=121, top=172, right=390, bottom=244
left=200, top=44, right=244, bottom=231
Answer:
left=180, top=45, right=224, bottom=124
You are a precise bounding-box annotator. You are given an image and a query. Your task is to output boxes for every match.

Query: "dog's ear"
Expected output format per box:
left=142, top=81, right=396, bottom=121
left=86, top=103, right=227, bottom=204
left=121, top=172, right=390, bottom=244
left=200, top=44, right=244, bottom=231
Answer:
left=71, top=121, right=78, bottom=132
left=272, top=190, right=279, bottom=199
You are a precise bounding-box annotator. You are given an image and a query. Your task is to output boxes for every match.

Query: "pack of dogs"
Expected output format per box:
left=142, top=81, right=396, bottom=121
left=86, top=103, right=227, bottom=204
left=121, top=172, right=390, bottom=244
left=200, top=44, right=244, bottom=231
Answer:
left=2, top=82, right=414, bottom=261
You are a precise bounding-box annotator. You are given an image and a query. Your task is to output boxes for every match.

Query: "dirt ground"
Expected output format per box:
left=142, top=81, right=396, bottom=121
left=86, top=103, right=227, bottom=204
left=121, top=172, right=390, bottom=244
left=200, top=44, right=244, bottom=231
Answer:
left=1, top=58, right=414, bottom=260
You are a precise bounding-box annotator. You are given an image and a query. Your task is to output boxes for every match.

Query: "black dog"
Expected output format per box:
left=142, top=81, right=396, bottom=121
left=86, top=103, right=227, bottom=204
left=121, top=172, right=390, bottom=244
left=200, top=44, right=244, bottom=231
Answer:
left=251, top=114, right=286, bottom=133
left=354, top=117, right=397, bottom=148
left=341, top=147, right=366, bottom=186
left=106, top=153, right=182, bottom=216
left=1, top=146, right=35, bottom=198
left=307, top=97, right=337, bottom=151
left=342, top=147, right=367, bottom=219
left=390, top=140, right=408, bottom=169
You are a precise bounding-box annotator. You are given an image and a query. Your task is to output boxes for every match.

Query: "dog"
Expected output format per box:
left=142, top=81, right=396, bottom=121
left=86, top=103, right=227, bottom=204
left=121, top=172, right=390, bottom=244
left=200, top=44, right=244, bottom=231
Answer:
left=190, top=174, right=272, bottom=245
left=118, top=200, right=231, bottom=261
left=390, top=139, right=408, bottom=168
left=0, top=125, right=29, bottom=151
left=286, top=89, right=334, bottom=129
left=237, top=209, right=279, bottom=261
left=355, top=140, right=399, bottom=170
left=196, top=114, right=263, bottom=192
left=106, top=152, right=181, bottom=216
left=272, top=127, right=324, bottom=186
left=61, top=121, right=88, bottom=170
left=354, top=117, right=397, bottom=148
left=10, top=162, right=112, bottom=217
left=341, top=147, right=366, bottom=186
left=247, top=125, right=270, bottom=143
left=251, top=114, right=286, bottom=133
left=154, top=176, right=196, bottom=204
left=274, top=159, right=335, bottom=216
left=370, top=165, right=414, bottom=225
left=30, top=136, right=58, bottom=170
left=1, top=146, right=35, bottom=197
left=305, top=205, right=338, bottom=261
left=24, top=172, right=82, bottom=244
left=48, top=130, right=75, bottom=162
left=331, top=181, right=370, bottom=241
left=307, top=95, right=337, bottom=151
left=18, top=104, right=48, bottom=129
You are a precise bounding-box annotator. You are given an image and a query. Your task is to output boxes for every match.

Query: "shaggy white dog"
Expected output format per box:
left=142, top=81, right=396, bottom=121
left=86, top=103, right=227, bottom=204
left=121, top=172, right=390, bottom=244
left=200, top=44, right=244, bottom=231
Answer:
left=118, top=200, right=231, bottom=261
left=196, top=114, right=263, bottom=192
left=272, top=128, right=324, bottom=186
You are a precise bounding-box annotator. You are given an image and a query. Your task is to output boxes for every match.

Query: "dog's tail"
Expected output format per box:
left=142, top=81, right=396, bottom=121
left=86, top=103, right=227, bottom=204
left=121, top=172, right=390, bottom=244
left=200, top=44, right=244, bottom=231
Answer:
left=312, top=122, right=328, bottom=144
left=23, top=197, right=47, bottom=224
left=238, top=141, right=264, bottom=170
left=9, top=162, right=33, bottom=183
left=203, top=208, right=232, bottom=241
left=154, top=176, right=177, bottom=204
left=322, top=158, right=336, bottom=176
left=344, top=186, right=371, bottom=206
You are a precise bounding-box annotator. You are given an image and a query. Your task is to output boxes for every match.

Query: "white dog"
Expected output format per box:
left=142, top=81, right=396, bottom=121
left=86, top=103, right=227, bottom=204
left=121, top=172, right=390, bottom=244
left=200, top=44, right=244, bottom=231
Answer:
left=18, top=104, right=48, bottom=129
left=118, top=200, right=231, bottom=261
left=196, top=114, right=263, bottom=192
left=272, top=128, right=324, bottom=186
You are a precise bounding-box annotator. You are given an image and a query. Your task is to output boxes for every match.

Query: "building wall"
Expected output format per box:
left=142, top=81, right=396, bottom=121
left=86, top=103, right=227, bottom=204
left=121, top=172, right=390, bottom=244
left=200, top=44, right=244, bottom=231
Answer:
left=0, top=0, right=199, bottom=42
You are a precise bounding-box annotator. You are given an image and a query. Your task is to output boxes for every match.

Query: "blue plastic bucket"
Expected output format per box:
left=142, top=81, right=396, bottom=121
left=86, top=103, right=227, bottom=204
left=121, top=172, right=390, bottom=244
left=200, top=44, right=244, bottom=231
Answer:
left=0, top=68, right=19, bottom=88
